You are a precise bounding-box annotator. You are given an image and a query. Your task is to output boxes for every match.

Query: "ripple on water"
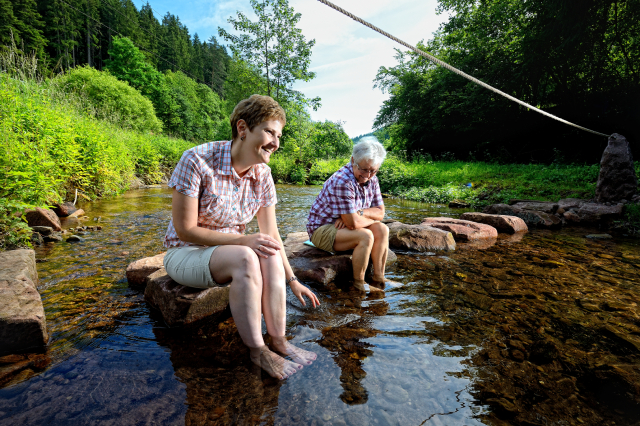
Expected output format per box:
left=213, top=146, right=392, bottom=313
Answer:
left=1, top=186, right=640, bottom=426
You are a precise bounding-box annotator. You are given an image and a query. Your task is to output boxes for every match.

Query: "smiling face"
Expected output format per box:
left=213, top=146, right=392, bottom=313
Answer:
left=351, top=157, right=379, bottom=185
left=240, top=119, right=283, bottom=165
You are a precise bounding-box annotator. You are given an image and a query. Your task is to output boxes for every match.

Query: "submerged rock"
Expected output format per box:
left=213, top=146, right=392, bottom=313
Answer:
left=422, top=217, right=498, bottom=241
left=42, top=232, right=63, bottom=243
left=30, top=226, right=53, bottom=236
left=0, top=250, right=48, bottom=357
left=448, top=200, right=470, bottom=208
left=596, top=133, right=637, bottom=203
left=483, top=204, right=562, bottom=229
left=386, top=222, right=456, bottom=252
left=284, top=232, right=397, bottom=287
left=66, top=209, right=86, bottom=219
left=460, top=212, right=528, bottom=234
left=144, top=268, right=230, bottom=327
left=25, top=208, right=61, bottom=232
left=126, top=252, right=166, bottom=288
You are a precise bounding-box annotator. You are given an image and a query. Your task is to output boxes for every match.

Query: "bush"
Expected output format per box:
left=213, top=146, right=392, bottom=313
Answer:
left=0, top=200, right=32, bottom=251
left=54, top=66, right=162, bottom=133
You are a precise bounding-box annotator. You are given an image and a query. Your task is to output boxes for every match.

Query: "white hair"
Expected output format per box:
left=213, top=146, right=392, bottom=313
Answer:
left=352, top=139, right=387, bottom=166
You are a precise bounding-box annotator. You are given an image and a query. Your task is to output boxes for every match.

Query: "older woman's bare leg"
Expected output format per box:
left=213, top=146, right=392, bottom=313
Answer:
left=259, top=254, right=317, bottom=365
left=209, top=246, right=302, bottom=379
left=368, top=222, right=389, bottom=282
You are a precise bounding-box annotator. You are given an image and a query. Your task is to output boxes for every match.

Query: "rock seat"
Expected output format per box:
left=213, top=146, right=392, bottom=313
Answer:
left=422, top=217, right=498, bottom=241
left=284, top=232, right=397, bottom=287
left=126, top=252, right=166, bottom=288
left=460, top=212, right=528, bottom=234
left=0, top=250, right=48, bottom=356
left=25, top=208, right=61, bottom=231
left=144, top=268, right=230, bottom=327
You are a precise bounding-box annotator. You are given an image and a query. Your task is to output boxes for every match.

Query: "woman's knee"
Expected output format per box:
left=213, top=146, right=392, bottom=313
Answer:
left=356, top=228, right=375, bottom=246
left=371, top=222, right=389, bottom=240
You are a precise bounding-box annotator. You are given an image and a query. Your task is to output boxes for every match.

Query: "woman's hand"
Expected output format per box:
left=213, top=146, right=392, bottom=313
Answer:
left=334, top=217, right=346, bottom=229
left=243, top=233, right=281, bottom=258
left=289, top=280, right=320, bottom=308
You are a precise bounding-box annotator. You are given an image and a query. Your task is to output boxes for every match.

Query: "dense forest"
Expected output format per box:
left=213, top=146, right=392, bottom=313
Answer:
left=374, top=0, right=640, bottom=163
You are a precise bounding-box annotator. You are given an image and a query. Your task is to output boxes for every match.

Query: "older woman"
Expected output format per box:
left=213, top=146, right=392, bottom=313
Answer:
left=163, top=95, right=319, bottom=380
left=307, top=139, right=390, bottom=293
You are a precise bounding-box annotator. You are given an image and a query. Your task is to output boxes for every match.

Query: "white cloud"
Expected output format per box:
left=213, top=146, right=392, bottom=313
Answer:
left=143, top=0, right=448, bottom=137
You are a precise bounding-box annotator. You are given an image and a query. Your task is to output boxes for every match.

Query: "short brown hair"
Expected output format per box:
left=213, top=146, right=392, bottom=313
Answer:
left=229, top=95, right=286, bottom=139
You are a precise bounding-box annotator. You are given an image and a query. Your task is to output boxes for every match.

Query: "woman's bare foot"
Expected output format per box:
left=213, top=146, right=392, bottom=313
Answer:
left=250, top=346, right=302, bottom=380
left=354, top=280, right=384, bottom=294
left=270, top=337, right=317, bottom=366
left=371, top=276, right=403, bottom=289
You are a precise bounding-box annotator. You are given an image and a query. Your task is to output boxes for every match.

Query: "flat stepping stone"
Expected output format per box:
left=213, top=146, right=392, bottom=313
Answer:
left=387, top=222, right=455, bottom=252
left=284, top=232, right=397, bottom=287
left=144, top=268, right=230, bottom=327
left=422, top=217, right=497, bottom=242
left=460, top=212, right=528, bottom=234
left=0, top=250, right=48, bottom=356
left=126, top=252, right=166, bottom=288
left=483, top=204, right=561, bottom=229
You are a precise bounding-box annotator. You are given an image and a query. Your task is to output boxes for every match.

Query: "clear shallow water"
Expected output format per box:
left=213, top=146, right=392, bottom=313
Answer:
left=1, top=185, right=639, bottom=425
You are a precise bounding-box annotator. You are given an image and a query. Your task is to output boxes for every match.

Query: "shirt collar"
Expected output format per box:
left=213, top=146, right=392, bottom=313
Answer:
left=218, top=140, right=257, bottom=180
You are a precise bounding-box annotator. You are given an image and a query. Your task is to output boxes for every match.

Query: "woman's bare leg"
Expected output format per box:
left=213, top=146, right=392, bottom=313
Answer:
left=259, top=254, right=317, bottom=365
left=209, top=246, right=301, bottom=379
left=368, top=222, right=389, bottom=282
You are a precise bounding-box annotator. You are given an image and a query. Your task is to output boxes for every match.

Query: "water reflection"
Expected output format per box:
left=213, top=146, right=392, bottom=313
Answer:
left=0, top=186, right=639, bottom=425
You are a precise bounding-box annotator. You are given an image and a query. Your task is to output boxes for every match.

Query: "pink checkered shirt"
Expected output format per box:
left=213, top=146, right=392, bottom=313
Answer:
left=307, top=163, right=383, bottom=238
left=164, top=140, right=277, bottom=248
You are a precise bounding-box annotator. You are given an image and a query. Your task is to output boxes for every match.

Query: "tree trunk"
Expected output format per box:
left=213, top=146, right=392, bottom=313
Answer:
left=86, top=19, right=91, bottom=66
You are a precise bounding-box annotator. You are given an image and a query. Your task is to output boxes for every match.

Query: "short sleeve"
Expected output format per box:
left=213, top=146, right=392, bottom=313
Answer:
left=330, top=179, right=358, bottom=215
left=370, top=178, right=384, bottom=208
left=260, top=169, right=277, bottom=207
left=168, top=150, right=201, bottom=198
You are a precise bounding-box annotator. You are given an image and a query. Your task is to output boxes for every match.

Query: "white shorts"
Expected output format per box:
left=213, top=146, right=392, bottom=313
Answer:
left=164, top=245, right=219, bottom=288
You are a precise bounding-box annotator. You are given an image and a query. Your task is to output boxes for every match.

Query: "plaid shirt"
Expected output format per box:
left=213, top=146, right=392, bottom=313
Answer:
left=307, top=163, right=383, bottom=238
left=164, top=140, right=277, bottom=248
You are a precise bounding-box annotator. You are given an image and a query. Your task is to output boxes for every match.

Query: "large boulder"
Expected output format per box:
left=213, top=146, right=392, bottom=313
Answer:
left=52, top=202, right=78, bottom=218
left=0, top=250, right=48, bottom=356
left=596, top=133, right=637, bottom=203
left=422, top=217, right=498, bottom=241
left=284, top=232, right=397, bottom=287
left=460, top=212, right=528, bottom=234
left=25, top=208, right=61, bottom=232
left=387, top=222, right=456, bottom=252
left=483, top=204, right=562, bottom=229
left=144, top=268, right=230, bottom=327
left=126, top=252, right=166, bottom=288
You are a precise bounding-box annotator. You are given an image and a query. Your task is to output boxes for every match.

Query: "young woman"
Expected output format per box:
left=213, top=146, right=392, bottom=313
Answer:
left=163, top=95, right=319, bottom=380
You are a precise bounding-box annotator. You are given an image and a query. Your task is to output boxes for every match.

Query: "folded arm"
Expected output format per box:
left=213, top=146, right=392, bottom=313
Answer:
left=337, top=205, right=385, bottom=230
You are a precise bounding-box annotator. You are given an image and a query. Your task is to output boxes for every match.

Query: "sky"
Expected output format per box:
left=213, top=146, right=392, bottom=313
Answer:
left=134, top=0, right=449, bottom=137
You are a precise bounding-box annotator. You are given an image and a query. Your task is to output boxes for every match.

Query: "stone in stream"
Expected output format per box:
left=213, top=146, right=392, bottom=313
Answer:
left=459, top=212, right=528, bottom=234
left=66, top=209, right=86, bottom=218
left=510, top=201, right=558, bottom=214
left=52, top=202, right=78, bottom=218
left=574, top=202, right=623, bottom=225
left=25, top=207, right=61, bottom=232
left=387, top=222, right=456, bottom=252
left=144, top=268, right=230, bottom=327
left=66, top=235, right=84, bottom=243
left=126, top=252, right=166, bottom=288
left=483, top=204, right=562, bottom=229
left=42, top=232, right=63, bottom=243
left=422, top=217, right=498, bottom=241
left=30, top=226, right=53, bottom=236
left=0, top=249, right=48, bottom=356
left=284, top=232, right=397, bottom=287
left=596, top=133, right=638, bottom=203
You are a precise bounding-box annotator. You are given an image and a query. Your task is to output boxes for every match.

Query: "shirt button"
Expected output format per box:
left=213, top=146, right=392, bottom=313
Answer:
left=233, top=207, right=236, bottom=211
left=234, top=187, right=238, bottom=191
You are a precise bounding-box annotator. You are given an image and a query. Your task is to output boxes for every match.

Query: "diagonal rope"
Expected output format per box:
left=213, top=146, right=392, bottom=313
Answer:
left=316, top=0, right=611, bottom=138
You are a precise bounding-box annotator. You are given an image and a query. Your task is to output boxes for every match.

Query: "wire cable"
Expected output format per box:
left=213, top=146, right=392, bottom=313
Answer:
left=316, top=0, right=611, bottom=138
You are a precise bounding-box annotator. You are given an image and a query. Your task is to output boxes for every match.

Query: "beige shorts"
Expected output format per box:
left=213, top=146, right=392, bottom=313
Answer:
left=164, top=245, right=219, bottom=288
left=310, top=223, right=338, bottom=254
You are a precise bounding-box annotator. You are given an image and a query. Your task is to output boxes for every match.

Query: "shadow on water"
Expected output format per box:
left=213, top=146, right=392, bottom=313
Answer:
left=0, top=185, right=639, bottom=425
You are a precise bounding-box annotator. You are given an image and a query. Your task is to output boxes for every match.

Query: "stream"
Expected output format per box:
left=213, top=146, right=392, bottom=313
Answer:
left=1, top=185, right=639, bottom=425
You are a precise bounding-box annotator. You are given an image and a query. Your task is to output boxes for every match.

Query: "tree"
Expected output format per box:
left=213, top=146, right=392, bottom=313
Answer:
left=374, top=0, right=640, bottom=162
left=218, top=0, right=316, bottom=104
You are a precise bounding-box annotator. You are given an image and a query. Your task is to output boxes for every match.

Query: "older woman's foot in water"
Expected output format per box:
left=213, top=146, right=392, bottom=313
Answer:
left=370, top=276, right=403, bottom=290
left=250, top=346, right=302, bottom=380
left=353, top=279, right=385, bottom=294
left=270, top=336, right=317, bottom=366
